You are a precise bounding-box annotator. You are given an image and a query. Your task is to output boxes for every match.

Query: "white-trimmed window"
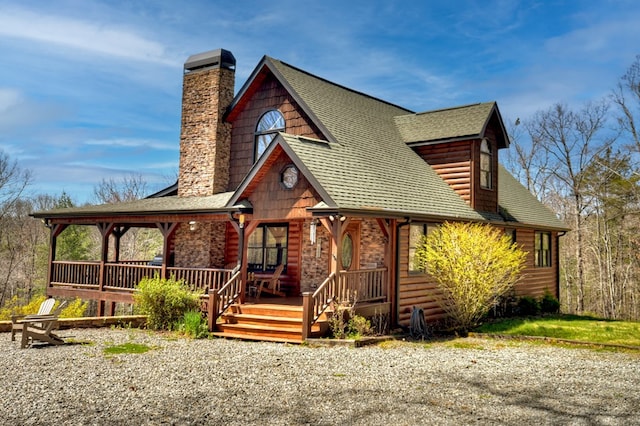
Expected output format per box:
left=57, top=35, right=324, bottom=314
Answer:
left=254, top=110, right=285, bottom=161
left=480, top=138, right=493, bottom=189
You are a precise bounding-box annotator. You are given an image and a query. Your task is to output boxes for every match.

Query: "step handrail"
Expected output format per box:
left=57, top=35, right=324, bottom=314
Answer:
left=302, top=272, right=337, bottom=340
left=207, top=269, right=242, bottom=330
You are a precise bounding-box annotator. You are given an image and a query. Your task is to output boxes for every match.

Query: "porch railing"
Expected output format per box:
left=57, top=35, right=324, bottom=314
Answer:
left=169, top=267, right=233, bottom=293
left=337, top=267, right=387, bottom=303
left=51, top=261, right=100, bottom=288
left=302, top=267, right=387, bottom=339
left=50, top=261, right=234, bottom=295
left=104, top=263, right=160, bottom=291
left=207, top=269, right=242, bottom=331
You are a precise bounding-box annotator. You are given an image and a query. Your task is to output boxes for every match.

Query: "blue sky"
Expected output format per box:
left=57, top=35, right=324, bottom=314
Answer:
left=1, top=0, right=639, bottom=204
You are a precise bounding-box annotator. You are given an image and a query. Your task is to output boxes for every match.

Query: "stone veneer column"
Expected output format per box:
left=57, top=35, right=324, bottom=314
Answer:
left=178, top=49, right=235, bottom=197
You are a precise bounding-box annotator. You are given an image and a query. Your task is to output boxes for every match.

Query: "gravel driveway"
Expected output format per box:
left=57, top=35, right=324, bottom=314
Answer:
left=1, top=328, right=638, bottom=425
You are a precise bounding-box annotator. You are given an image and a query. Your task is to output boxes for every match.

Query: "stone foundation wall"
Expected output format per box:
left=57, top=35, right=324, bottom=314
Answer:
left=300, top=220, right=330, bottom=293
left=359, top=219, right=386, bottom=268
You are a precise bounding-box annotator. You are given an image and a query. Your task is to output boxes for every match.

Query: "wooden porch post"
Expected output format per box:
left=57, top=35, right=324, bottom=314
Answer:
left=47, top=224, right=67, bottom=291
left=156, top=222, right=178, bottom=279
left=319, top=216, right=344, bottom=275
left=301, top=292, right=313, bottom=340
left=376, top=218, right=397, bottom=323
left=208, top=289, right=219, bottom=331
left=96, top=223, right=115, bottom=317
left=236, top=219, right=258, bottom=304
left=112, top=226, right=130, bottom=263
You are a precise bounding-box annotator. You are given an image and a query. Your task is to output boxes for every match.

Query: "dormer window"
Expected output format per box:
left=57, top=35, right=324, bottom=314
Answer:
left=254, top=110, right=285, bottom=161
left=480, top=138, right=492, bottom=189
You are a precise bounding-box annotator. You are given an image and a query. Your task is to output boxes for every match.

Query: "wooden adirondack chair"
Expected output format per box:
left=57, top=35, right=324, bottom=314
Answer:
left=19, top=301, right=67, bottom=348
left=20, top=317, right=65, bottom=348
left=256, top=264, right=286, bottom=299
left=11, top=297, right=56, bottom=341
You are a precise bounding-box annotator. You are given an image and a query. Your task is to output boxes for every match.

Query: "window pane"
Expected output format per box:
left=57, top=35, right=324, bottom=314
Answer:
left=256, top=110, right=285, bottom=133
left=342, top=233, right=353, bottom=270
left=409, top=224, right=426, bottom=272
left=256, top=134, right=276, bottom=158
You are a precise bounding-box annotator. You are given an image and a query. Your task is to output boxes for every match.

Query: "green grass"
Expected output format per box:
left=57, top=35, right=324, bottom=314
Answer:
left=103, top=342, right=154, bottom=355
left=475, top=314, right=640, bottom=347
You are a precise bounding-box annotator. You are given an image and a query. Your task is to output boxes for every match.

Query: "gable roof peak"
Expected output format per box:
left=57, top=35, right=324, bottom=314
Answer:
left=411, top=101, right=496, bottom=117
left=264, top=56, right=414, bottom=114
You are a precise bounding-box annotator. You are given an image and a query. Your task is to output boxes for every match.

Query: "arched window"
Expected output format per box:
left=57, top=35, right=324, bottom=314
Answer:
left=480, top=138, right=492, bottom=189
left=254, top=110, right=285, bottom=161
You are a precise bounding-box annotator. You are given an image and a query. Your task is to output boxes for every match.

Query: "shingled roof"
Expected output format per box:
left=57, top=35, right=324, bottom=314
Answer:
left=395, top=102, right=507, bottom=146
left=230, top=58, right=485, bottom=221
left=32, top=192, right=236, bottom=219
left=35, top=54, right=566, bottom=231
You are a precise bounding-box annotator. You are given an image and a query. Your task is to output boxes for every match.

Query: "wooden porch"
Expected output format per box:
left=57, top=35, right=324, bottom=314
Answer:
left=48, top=261, right=389, bottom=342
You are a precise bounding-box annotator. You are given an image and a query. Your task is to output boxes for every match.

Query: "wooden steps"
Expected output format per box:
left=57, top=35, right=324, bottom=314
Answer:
left=214, top=303, right=330, bottom=343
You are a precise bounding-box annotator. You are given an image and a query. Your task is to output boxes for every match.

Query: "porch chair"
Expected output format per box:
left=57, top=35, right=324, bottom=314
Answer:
left=19, top=300, right=68, bottom=349
left=10, top=297, right=57, bottom=341
left=256, top=264, right=286, bottom=299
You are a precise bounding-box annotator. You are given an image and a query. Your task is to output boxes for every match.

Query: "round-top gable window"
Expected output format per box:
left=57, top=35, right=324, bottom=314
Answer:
left=254, top=110, right=285, bottom=161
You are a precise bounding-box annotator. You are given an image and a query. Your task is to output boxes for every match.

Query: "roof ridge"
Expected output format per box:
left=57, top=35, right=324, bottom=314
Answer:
left=266, top=56, right=414, bottom=114
left=409, top=101, right=495, bottom=117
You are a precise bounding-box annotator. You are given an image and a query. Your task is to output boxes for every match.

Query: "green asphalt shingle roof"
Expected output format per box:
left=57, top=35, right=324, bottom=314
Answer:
left=32, top=192, right=235, bottom=218
left=34, top=55, right=567, bottom=231
left=497, top=165, right=567, bottom=230
left=267, top=58, right=484, bottom=221
left=394, top=102, right=497, bottom=144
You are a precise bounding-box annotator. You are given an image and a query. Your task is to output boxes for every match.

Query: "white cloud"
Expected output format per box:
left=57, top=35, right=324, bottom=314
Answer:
left=84, top=138, right=176, bottom=151
left=0, top=6, right=175, bottom=65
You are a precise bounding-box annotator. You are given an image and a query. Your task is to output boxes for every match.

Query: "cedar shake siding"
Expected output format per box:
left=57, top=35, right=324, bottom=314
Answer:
left=228, top=72, right=324, bottom=190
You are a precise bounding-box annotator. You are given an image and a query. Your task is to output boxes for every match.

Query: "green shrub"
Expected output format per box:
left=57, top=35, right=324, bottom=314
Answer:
left=59, top=298, right=89, bottom=318
left=0, top=295, right=46, bottom=320
left=414, top=222, right=527, bottom=332
left=517, top=296, right=541, bottom=316
left=328, top=305, right=351, bottom=339
left=179, top=310, right=209, bottom=338
left=347, top=315, right=372, bottom=339
left=540, top=292, right=560, bottom=314
left=133, top=275, right=201, bottom=330
left=0, top=294, right=87, bottom=320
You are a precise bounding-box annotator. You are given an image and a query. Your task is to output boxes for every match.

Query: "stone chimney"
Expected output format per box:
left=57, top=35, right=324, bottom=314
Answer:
left=178, top=48, right=235, bottom=197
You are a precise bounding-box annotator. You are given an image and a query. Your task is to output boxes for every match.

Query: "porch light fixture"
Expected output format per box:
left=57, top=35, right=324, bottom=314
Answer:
left=189, top=221, right=197, bottom=231
left=310, top=220, right=317, bottom=245
left=239, top=213, right=245, bottom=227
left=329, top=214, right=347, bottom=223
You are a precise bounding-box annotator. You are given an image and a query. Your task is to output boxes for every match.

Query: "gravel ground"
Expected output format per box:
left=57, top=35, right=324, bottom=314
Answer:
left=1, top=328, right=639, bottom=426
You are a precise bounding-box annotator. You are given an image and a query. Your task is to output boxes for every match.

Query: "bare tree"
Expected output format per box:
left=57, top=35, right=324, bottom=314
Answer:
left=0, top=150, right=31, bottom=220
left=92, top=173, right=162, bottom=262
left=504, top=118, right=552, bottom=200
left=527, top=101, right=612, bottom=313
left=611, top=54, right=640, bottom=152
left=93, top=173, right=148, bottom=204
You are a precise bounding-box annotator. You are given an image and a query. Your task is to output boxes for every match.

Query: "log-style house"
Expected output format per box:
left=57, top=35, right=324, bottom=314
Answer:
left=33, top=49, right=568, bottom=342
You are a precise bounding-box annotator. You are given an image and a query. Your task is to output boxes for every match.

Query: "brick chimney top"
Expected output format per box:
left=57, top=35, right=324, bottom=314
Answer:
left=184, top=48, right=236, bottom=72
